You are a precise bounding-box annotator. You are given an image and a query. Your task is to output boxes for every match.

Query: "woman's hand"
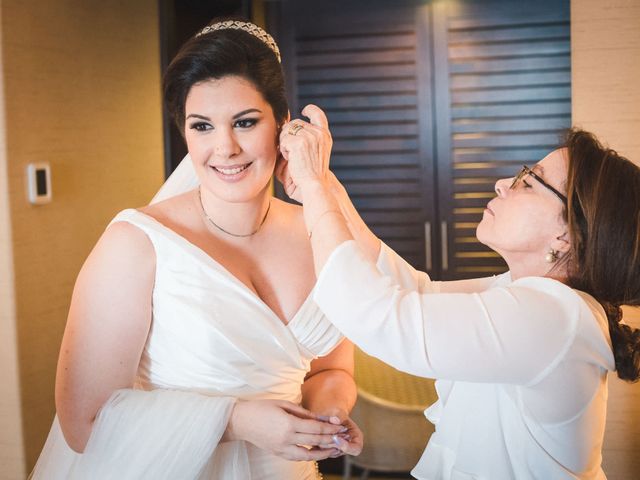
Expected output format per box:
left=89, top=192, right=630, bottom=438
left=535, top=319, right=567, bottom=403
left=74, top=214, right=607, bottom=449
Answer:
left=316, top=409, right=364, bottom=457
left=278, top=104, right=333, bottom=200
left=224, top=399, right=345, bottom=461
left=275, top=154, right=303, bottom=203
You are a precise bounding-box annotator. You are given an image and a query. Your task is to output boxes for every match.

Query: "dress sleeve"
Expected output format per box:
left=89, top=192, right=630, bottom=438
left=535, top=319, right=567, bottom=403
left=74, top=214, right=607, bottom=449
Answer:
left=376, top=241, right=510, bottom=294
left=315, top=241, right=580, bottom=385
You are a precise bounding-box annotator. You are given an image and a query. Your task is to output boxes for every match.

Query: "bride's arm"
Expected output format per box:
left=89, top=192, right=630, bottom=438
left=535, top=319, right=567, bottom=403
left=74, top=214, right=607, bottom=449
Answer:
left=56, top=221, right=155, bottom=453
left=300, top=340, right=362, bottom=455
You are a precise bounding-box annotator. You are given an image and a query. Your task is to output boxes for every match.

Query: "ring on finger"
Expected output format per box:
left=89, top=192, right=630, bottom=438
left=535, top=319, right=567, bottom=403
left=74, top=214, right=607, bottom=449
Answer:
left=288, top=123, right=304, bottom=136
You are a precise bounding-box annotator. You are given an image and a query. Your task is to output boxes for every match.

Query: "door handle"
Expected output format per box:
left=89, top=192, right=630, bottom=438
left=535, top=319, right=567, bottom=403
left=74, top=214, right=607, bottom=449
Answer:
left=424, top=221, right=432, bottom=271
left=441, top=221, right=448, bottom=271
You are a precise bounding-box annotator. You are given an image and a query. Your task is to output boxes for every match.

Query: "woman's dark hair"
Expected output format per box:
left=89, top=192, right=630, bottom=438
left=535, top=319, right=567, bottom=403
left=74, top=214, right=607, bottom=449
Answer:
left=562, top=129, right=640, bottom=382
left=163, top=18, right=288, bottom=134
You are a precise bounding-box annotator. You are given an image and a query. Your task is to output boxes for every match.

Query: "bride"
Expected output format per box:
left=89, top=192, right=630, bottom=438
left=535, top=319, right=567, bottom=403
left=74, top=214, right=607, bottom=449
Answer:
left=30, top=19, right=362, bottom=479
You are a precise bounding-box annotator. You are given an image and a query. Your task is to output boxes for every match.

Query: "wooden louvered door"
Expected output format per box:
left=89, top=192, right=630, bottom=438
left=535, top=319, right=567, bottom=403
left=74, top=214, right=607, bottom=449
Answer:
left=272, top=0, right=570, bottom=280
left=432, top=0, right=571, bottom=279
left=276, top=0, right=438, bottom=272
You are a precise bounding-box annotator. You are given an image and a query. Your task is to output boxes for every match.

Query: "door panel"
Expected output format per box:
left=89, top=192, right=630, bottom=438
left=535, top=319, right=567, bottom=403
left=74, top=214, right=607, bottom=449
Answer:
left=433, top=0, right=571, bottom=279
left=278, top=0, right=437, bottom=271
left=273, top=0, right=570, bottom=280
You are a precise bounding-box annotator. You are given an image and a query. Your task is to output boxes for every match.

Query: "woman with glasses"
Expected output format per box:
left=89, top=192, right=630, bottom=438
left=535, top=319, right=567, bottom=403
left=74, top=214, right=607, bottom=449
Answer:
left=277, top=105, right=640, bottom=479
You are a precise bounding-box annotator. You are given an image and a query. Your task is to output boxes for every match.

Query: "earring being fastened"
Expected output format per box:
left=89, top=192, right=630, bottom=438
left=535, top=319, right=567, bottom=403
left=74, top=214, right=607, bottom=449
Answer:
left=545, top=249, right=559, bottom=263
left=198, top=187, right=271, bottom=238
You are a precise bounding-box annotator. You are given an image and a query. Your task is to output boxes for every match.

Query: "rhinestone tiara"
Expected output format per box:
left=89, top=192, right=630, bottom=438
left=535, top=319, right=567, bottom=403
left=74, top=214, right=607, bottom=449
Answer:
left=196, top=20, right=281, bottom=63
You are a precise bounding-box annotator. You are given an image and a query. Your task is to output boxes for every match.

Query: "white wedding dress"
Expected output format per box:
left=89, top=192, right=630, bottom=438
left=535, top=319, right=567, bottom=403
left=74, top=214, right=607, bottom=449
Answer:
left=30, top=207, right=344, bottom=479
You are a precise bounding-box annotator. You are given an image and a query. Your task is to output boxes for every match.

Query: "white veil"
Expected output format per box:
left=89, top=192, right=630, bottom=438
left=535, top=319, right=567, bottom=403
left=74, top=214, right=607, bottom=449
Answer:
left=150, top=154, right=199, bottom=204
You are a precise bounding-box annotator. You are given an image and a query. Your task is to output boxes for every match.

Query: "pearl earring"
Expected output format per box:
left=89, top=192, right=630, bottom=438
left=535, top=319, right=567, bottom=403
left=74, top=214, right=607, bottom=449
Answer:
left=545, top=249, right=559, bottom=263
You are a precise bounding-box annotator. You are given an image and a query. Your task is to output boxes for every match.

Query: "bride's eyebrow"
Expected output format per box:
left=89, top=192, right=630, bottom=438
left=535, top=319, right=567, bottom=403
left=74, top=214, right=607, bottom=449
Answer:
left=232, top=108, right=262, bottom=119
left=185, top=109, right=262, bottom=121
left=186, top=113, right=210, bottom=121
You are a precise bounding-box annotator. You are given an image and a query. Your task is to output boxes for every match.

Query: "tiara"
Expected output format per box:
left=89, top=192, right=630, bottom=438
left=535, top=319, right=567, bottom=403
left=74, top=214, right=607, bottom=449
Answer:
left=196, top=20, right=281, bottom=63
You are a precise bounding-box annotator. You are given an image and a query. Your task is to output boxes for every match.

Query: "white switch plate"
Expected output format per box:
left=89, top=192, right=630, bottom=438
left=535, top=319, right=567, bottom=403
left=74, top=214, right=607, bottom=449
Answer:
left=26, top=162, right=52, bottom=205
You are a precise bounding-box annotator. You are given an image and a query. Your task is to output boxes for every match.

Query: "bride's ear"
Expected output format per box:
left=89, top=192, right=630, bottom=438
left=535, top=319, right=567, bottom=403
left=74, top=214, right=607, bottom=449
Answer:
left=276, top=111, right=291, bottom=146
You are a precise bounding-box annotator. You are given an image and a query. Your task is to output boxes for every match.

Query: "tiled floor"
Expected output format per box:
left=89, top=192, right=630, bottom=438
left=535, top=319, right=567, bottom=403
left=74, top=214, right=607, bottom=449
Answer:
left=325, top=475, right=412, bottom=480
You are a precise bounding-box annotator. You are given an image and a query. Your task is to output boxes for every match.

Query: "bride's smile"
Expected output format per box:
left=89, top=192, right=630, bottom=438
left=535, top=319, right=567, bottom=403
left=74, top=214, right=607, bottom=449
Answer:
left=210, top=161, right=254, bottom=183
left=184, top=75, right=279, bottom=204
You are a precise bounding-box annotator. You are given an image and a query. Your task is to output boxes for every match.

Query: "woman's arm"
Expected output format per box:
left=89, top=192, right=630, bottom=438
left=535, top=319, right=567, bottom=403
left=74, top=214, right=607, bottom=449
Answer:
left=281, top=166, right=503, bottom=294
left=313, top=242, right=579, bottom=384
left=56, top=221, right=155, bottom=452
left=281, top=106, right=578, bottom=384
left=325, top=172, right=381, bottom=264
left=301, top=340, right=356, bottom=417
left=301, top=340, right=363, bottom=455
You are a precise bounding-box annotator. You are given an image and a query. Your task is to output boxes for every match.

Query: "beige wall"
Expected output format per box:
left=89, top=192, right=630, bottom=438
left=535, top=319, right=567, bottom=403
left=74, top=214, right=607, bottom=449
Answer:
left=572, top=1, right=640, bottom=479
left=0, top=6, right=26, bottom=478
left=0, top=0, right=164, bottom=474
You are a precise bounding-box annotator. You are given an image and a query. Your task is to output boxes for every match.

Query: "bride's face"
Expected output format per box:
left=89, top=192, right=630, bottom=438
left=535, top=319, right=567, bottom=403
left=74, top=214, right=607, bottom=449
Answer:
left=184, top=75, right=279, bottom=203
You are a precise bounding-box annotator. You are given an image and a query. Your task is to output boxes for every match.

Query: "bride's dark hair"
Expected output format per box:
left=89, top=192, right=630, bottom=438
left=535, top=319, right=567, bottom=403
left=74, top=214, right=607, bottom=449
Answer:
left=163, top=17, right=288, bottom=134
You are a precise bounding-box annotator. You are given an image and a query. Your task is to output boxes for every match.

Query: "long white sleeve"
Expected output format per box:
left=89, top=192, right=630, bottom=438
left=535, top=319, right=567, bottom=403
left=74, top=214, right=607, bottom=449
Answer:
left=376, top=241, right=510, bottom=294
left=315, top=241, right=580, bottom=384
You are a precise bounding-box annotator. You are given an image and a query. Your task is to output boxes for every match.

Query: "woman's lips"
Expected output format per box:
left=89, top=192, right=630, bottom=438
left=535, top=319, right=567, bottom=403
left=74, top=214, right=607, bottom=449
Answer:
left=212, top=163, right=251, bottom=175
left=210, top=162, right=253, bottom=182
left=484, top=202, right=495, bottom=216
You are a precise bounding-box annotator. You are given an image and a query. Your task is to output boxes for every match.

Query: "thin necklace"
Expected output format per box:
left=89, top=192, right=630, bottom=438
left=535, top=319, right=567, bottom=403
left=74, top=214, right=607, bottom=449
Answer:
left=197, top=187, right=271, bottom=238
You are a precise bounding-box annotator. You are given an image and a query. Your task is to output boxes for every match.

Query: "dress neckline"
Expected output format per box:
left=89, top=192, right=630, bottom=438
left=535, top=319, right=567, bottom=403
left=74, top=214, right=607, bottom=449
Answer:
left=122, top=208, right=315, bottom=327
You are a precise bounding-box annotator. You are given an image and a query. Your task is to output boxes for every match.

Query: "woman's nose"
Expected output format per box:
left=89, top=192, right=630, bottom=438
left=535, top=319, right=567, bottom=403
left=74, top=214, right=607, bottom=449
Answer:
left=494, top=177, right=510, bottom=197
left=214, top=129, right=240, bottom=158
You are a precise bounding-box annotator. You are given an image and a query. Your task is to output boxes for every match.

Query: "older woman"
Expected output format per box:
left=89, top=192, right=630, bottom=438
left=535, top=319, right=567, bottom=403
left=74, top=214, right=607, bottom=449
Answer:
left=279, top=105, right=640, bottom=479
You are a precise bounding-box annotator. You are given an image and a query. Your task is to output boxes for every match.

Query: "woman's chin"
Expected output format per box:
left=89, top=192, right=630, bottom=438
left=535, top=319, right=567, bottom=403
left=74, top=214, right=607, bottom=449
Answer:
left=200, top=179, right=272, bottom=204
left=475, top=221, right=488, bottom=245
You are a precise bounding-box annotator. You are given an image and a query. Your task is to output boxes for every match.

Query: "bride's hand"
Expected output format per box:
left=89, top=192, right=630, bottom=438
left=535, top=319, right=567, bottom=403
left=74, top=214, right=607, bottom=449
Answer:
left=278, top=104, right=333, bottom=198
left=315, top=409, right=364, bottom=457
left=224, top=399, right=345, bottom=461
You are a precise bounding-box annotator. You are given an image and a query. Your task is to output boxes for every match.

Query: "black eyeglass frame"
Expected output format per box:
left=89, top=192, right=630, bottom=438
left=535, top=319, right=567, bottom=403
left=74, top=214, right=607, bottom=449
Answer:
left=510, top=165, right=568, bottom=206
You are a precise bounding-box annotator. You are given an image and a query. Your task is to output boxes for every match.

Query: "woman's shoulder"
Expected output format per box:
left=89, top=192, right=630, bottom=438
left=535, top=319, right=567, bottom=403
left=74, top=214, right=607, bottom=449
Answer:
left=270, top=197, right=307, bottom=235
left=79, top=214, right=157, bottom=288
left=136, top=190, right=195, bottom=223
left=509, top=276, right=577, bottom=298
left=270, top=196, right=303, bottom=214
left=104, top=193, right=192, bottom=253
left=100, top=215, right=156, bottom=260
left=506, top=277, right=609, bottom=342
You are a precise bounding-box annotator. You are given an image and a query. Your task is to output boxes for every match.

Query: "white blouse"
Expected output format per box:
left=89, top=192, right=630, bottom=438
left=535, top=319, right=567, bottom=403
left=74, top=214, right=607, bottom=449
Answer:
left=314, top=241, right=615, bottom=480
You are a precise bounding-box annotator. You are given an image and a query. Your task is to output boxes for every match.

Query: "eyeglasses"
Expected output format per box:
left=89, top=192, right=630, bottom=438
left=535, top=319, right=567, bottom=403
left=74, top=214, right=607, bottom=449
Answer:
left=510, top=165, right=568, bottom=206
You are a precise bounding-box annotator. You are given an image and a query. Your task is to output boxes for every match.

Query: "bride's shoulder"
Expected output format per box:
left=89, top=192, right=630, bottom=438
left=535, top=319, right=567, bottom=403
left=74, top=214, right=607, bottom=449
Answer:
left=271, top=197, right=308, bottom=242
left=271, top=198, right=305, bottom=227
left=137, top=190, right=195, bottom=220
left=105, top=191, right=196, bottom=250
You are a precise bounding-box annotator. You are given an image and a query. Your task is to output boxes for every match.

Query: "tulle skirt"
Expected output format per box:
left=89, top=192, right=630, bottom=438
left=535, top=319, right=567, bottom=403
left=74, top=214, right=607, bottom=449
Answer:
left=30, top=389, right=319, bottom=479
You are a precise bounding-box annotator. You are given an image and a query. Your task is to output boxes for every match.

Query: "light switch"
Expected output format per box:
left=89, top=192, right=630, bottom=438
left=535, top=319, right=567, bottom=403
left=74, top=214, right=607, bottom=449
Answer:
left=27, top=162, right=52, bottom=205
